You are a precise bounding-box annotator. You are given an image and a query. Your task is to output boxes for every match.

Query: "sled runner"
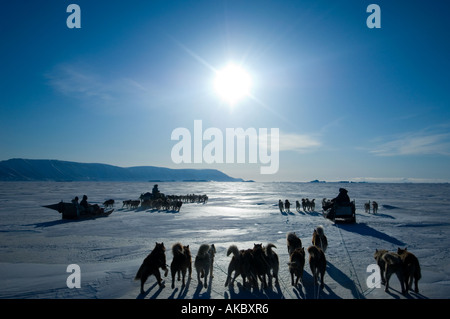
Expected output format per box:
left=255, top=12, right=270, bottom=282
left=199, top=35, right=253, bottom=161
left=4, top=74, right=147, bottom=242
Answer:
left=43, top=201, right=114, bottom=220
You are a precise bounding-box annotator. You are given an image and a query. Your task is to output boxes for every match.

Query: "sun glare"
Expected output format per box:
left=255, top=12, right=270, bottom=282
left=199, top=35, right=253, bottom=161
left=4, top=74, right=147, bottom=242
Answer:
left=214, top=64, right=252, bottom=105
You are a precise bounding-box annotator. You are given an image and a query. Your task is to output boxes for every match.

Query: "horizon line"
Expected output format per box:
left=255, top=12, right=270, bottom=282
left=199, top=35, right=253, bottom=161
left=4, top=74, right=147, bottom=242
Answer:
left=1, top=158, right=449, bottom=184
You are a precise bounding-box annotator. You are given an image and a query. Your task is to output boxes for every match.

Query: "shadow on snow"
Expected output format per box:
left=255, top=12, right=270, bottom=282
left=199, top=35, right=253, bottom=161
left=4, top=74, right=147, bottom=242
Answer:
left=338, top=222, right=406, bottom=246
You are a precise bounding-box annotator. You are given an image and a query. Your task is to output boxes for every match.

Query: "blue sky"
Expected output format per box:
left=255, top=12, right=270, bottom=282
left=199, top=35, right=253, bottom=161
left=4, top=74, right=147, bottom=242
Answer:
left=1, top=0, right=449, bottom=182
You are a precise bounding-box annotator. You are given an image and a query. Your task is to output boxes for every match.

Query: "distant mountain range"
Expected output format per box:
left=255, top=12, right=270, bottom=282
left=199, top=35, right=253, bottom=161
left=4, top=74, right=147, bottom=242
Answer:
left=0, top=158, right=243, bottom=182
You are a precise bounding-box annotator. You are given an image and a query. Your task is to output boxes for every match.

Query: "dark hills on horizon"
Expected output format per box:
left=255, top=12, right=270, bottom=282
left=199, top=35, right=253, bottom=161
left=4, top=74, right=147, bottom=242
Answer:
left=0, top=158, right=243, bottom=182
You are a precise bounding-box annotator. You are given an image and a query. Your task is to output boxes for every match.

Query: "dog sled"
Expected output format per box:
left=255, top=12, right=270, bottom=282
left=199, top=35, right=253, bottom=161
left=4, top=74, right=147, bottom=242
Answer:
left=322, top=201, right=356, bottom=224
left=140, top=191, right=164, bottom=201
left=43, top=201, right=114, bottom=220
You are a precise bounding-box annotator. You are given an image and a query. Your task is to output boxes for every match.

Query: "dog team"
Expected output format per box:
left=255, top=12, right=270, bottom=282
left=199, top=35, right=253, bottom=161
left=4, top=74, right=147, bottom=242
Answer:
left=287, top=226, right=327, bottom=289
left=134, top=242, right=216, bottom=293
left=134, top=225, right=333, bottom=294
left=280, top=198, right=378, bottom=214
left=279, top=198, right=316, bottom=213
left=135, top=225, right=422, bottom=297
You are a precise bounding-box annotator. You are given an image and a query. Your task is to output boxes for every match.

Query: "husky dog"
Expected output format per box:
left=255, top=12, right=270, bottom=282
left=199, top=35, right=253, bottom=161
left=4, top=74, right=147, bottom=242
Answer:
left=312, top=225, right=328, bottom=253
left=374, top=249, right=406, bottom=294
left=284, top=200, right=291, bottom=213
left=194, top=244, right=216, bottom=288
left=288, top=247, right=305, bottom=287
left=287, top=232, right=302, bottom=256
left=373, top=249, right=388, bottom=285
left=135, top=242, right=169, bottom=293
left=365, top=201, right=371, bottom=213
left=170, top=243, right=192, bottom=289
left=123, top=199, right=140, bottom=209
left=240, top=248, right=256, bottom=288
left=278, top=200, right=284, bottom=212
left=103, top=199, right=114, bottom=208
left=372, top=201, right=379, bottom=214
left=224, top=245, right=256, bottom=288
left=122, top=200, right=131, bottom=209
left=302, top=198, right=307, bottom=211
left=308, top=246, right=326, bottom=289
left=224, top=245, right=244, bottom=287
left=322, top=198, right=333, bottom=212
left=252, top=243, right=270, bottom=289
left=301, top=198, right=314, bottom=212
left=310, top=199, right=316, bottom=211
left=265, top=243, right=279, bottom=287
left=225, top=243, right=279, bottom=290
left=397, top=247, right=421, bottom=293
left=130, top=200, right=140, bottom=209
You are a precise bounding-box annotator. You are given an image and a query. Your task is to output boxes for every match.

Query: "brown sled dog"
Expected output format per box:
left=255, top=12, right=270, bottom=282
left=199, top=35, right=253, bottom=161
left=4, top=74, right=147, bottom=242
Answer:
left=308, top=245, right=326, bottom=289
left=265, top=243, right=279, bottom=287
left=312, top=225, right=328, bottom=253
left=195, top=244, right=216, bottom=289
left=287, top=232, right=302, bottom=256
left=135, top=242, right=169, bottom=293
left=397, top=247, right=421, bottom=293
left=224, top=245, right=256, bottom=288
left=171, top=242, right=192, bottom=289
left=252, top=243, right=270, bottom=289
left=374, top=249, right=406, bottom=295
left=288, top=247, right=305, bottom=287
left=224, top=245, right=241, bottom=287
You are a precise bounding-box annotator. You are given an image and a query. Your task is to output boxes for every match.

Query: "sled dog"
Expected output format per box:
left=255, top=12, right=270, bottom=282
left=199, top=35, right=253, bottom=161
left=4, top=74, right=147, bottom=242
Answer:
left=284, top=200, right=291, bottom=213
left=225, top=243, right=279, bottom=290
left=251, top=243, right=270, bottom=289
left=365, top=201, right=371, bottom=213
left=372, top=201, right=378, bottom=214
left=135, top=242, right=169, bottom=293
left=240, top=248, right=256, bottom=288
left=308, top=245, right=326, bottom=289
left=194, top=244, right=216, bottom=288
left=170, top=242, right=192, bottom=289
left=312, top=225, right=328, bottom=253
left=224, top=245, right=244, bottom=287
left=288, top=247, right=305, bottom=287
left=374, top=249, right=406, bottom=294
left=302, top=198, right=308, bottom=211
left=295, top=200, right=301, bottom=212
left=122, top=199, right=131, bottom=208
left=103, top=199, right=114, bottom=208
left=397, top=247, right=421, bottom=293
left=130, top=200, right=140, bottom=209
left=287, top=232, right=302, bottom=256
left=278, top=200, right=284, bottom=212
left=265, top=243, right=279, bottom=287
left=224, top=245, right=256, bottom=288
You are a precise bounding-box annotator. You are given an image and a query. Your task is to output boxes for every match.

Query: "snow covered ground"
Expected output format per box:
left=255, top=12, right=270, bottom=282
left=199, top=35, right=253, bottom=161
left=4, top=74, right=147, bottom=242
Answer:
left=0, top=181, right=449, bottom=300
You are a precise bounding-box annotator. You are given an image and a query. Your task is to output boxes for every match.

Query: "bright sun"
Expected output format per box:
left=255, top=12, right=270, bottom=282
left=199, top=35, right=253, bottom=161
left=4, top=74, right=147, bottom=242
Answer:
left=214, top=64, right=252, bottom=105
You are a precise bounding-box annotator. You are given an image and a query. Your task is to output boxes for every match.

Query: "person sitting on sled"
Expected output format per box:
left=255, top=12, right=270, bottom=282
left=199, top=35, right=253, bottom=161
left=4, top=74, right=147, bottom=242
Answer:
left=152, top=184, right=160, bottom=198
left=323, top=188, right=354, bottom=218
left=334, top=188, right=350, bottom=206
left=79, top=195, right=102, bottom=215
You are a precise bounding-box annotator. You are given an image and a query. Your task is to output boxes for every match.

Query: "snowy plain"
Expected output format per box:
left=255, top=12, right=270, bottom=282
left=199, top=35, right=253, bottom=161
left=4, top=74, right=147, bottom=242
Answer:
left=0, top=181, right=449, bottom=300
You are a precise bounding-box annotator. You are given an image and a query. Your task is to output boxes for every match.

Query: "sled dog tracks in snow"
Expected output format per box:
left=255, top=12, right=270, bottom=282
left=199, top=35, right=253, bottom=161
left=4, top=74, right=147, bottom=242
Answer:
left=335, top=225, right=365, bottom=299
